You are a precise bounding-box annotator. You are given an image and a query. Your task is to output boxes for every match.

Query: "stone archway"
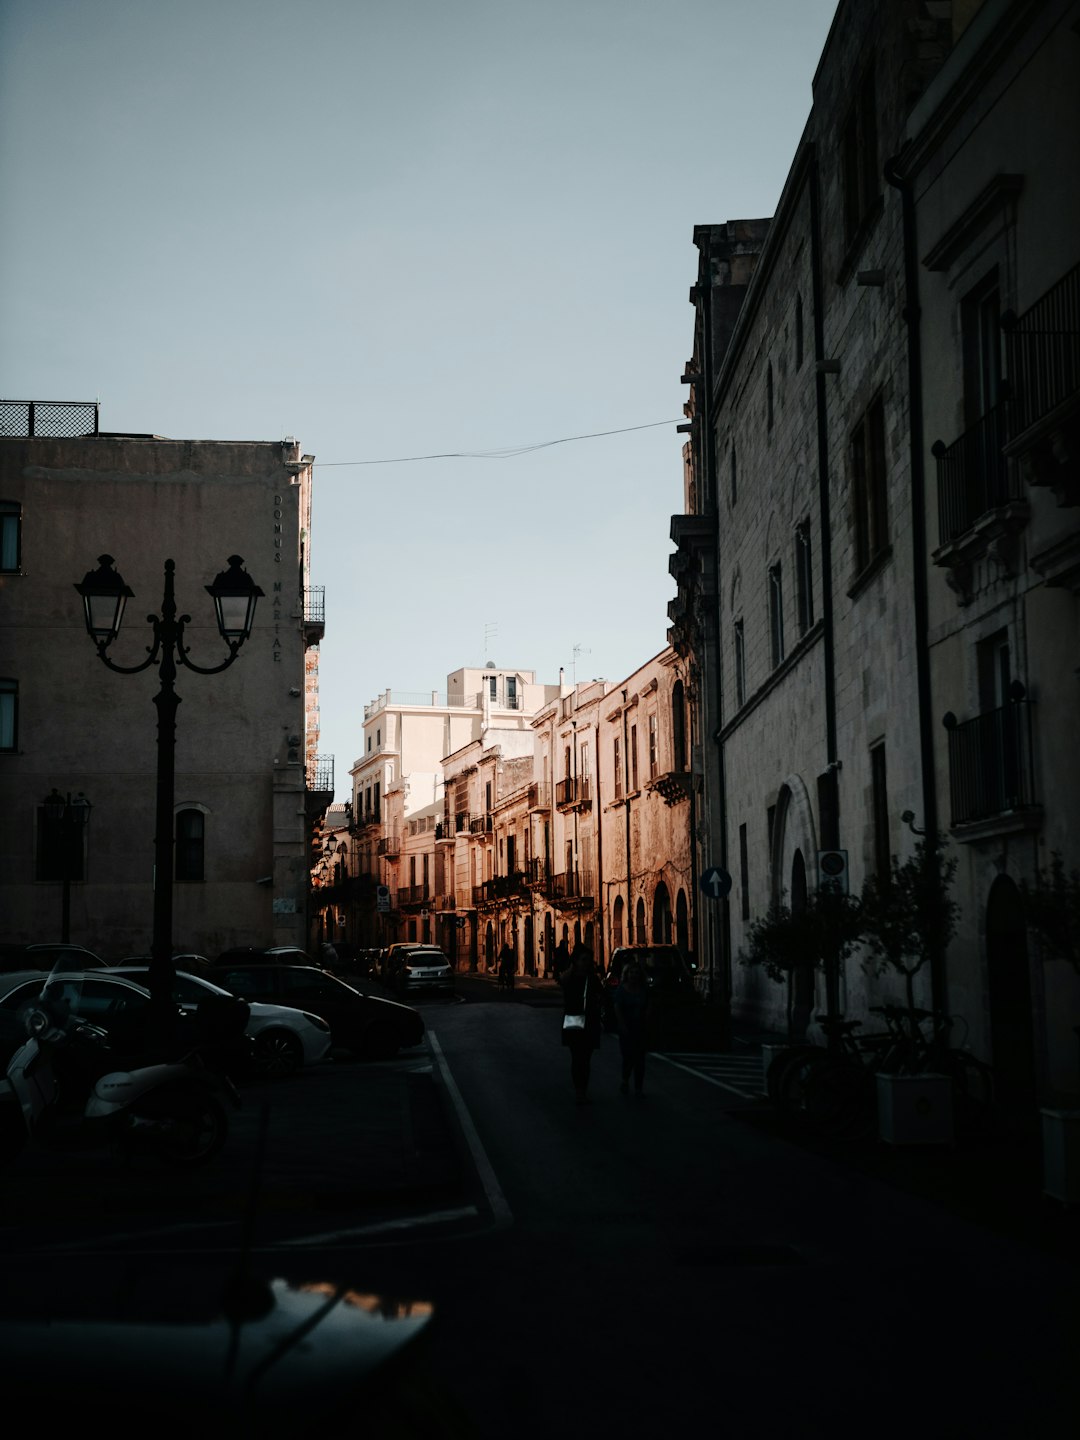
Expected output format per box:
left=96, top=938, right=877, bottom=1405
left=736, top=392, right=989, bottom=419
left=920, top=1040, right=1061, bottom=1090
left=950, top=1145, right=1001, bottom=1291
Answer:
left=675, top=890, right=690, bottom=957
left=986, top=874, right=1037, bottom=1116
left=772, top=777, right=820, bottom=1035
left=524, top=914, right=535, bottom=975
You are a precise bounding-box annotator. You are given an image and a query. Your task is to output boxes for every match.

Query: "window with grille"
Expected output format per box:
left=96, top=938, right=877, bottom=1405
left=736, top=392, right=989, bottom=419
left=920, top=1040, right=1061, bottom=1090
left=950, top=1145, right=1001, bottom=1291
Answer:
left=0, top=678, right=15, bottom=752
left=0, top=502, right=20, bottom=572
left=768, top=564, right=785, bottom=669
left=175, top=809, right=205, bottom=883
left=852, top=396, right=888, bottom=575
left=795, top=522, right=814, bottom=635
left=734, top=621, right=746, bottom=708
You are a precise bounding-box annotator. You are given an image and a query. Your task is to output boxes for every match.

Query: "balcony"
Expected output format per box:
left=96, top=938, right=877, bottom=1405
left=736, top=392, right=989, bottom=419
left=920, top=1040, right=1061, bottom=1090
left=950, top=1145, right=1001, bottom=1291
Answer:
left=357, top=808, right=382, bottom=830
left=469, top=814, right=492, bottom=834
left=436, top=893, right=456, bottom=912
left=943, top=694, right=1041, bottom=839
left=555, top=776, right=592, bottom=811
left=377, top=831, right=400, bottom=856
left=548, top=870, right=595, bottom=908
left=303, top=586, right=325, bottom=646
left=526, top=858, right=550, bottom=888
left=646, top=770, right=691, bottom=807
left=527, top=782, right=550, bottom=811
left=1003, top=263, right=1080, bottom=504
left=399, top=885, right=431, bottom=908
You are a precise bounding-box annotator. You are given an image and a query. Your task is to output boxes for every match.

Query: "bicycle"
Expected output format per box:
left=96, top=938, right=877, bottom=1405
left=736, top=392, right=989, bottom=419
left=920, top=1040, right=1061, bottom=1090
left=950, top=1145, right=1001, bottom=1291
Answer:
left=868, top=1003, right=995, bottom=1133
left=768, top=1015, right=900, bottom=1137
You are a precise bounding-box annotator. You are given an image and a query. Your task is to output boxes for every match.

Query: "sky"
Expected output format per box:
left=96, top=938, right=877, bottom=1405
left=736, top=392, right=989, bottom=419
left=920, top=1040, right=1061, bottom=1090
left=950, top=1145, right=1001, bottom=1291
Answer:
left=0, top=0, right=838, bottom=800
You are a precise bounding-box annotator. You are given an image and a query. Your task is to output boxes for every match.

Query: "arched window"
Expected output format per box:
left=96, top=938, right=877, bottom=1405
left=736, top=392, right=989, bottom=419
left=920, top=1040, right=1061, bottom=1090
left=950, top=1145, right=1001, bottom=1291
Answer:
left=175, top=808, right=205, bottom=883
left=612, top=896, right=624, bottom=949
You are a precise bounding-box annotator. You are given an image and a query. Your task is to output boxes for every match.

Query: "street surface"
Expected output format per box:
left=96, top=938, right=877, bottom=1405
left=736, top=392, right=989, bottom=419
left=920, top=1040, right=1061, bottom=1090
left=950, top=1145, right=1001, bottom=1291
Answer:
left=1, top=978, right=1077, bottom=1437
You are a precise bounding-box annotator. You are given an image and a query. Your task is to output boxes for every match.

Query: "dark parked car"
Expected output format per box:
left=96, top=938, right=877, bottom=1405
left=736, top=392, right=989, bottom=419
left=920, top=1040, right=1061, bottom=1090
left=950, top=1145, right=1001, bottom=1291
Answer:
left=0, top=943, right=109, bottom=973
left=605, top=945, right=697, bottom=995
left=210, top=965, right=424, bottom=1059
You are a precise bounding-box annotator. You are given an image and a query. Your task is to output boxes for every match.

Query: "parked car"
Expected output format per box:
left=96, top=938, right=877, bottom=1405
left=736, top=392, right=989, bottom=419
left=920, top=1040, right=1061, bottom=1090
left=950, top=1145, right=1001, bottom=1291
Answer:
left=109, top=967, right=332, bottom=1077
left=0, top=969, right=250, bottom=1076
left=604, top=945, right=701, bottom=1046
left=117, top=953, right=217, bottom=979
left=384, top=946, right=455, bottom=1000
left=213, top=946, right=318, bottom=970
left=605, top=945, right=698, bottom=995
left=0, top=943, right=109, bottom=973
left=209, top=965, right=425, bottom=1059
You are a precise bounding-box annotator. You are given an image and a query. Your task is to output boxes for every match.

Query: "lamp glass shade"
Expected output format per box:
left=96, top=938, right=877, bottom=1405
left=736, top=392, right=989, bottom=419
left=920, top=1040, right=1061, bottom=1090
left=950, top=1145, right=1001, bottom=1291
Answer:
left=206, top=555, right=264, bottom=642
left=42, top=790, right=67, bottom=822
left=68, top=793, right=92, bottom=827
left=75, top=555, right=134, bottom=642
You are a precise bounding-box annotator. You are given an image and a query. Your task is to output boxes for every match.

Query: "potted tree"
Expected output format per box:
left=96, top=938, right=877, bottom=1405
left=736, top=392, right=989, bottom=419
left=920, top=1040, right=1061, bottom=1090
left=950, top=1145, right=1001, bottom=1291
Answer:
left=858, top=836, right=961, bottom=1144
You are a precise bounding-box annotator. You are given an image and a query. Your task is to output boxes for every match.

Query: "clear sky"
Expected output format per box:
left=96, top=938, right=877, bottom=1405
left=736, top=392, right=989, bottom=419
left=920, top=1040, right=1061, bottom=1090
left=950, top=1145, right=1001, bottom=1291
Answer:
left=0, top=0, right=838, bottom=800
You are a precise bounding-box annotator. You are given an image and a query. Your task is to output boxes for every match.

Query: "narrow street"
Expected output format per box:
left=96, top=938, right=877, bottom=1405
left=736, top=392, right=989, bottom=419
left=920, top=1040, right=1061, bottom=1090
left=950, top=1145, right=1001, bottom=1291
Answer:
left=3, top=983, right=1076, bottom=1437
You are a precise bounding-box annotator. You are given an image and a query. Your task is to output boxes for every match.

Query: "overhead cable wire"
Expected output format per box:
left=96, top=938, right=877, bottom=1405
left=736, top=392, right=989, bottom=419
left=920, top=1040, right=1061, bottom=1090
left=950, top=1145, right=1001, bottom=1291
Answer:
left=313, top=417, right=683, bottom=467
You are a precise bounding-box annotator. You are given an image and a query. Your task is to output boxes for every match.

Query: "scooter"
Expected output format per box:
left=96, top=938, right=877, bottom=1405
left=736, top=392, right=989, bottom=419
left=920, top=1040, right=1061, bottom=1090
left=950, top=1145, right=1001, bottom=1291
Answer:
left=0, top=973, right=244, bottom=1167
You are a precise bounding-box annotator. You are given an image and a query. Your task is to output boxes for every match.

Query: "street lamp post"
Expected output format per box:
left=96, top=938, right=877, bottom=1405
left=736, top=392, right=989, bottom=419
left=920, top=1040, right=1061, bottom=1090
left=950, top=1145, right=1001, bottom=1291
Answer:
left=75, top=553, right=263, bottom=1026
left=41, top=789, right=91, bottom=942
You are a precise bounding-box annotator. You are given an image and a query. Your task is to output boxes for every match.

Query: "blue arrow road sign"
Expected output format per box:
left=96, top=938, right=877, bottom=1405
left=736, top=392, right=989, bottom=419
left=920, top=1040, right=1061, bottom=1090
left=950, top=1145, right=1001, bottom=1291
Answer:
left=700, top=867, right=732, bottom=900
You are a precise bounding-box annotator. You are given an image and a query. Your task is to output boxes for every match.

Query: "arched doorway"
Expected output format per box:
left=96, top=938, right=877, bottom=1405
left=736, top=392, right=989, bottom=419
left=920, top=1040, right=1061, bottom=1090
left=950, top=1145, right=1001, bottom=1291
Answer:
left=986, top=875, right=1037, bottom=1118
left=675, top=890, right=690, bottom=957
left=523, top=915, right=535, bottom=975
left=635, top=897, right=646, bottom=946
left=652, top=883, right=672, bottom=942
left=484, top=922, right=495, bottom=971
left=612, top=896, right=625, bottom=950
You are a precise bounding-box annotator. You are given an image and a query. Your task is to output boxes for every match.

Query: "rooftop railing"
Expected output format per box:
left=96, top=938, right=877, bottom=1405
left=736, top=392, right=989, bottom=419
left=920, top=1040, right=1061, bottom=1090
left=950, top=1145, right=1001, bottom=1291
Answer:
left=0, top=400, right=99, bottom=437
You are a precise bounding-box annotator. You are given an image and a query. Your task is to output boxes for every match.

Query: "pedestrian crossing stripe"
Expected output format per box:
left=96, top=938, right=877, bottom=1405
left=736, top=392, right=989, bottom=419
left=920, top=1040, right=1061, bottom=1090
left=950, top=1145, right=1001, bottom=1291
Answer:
left=653, top=1051, right=765, bottom=1099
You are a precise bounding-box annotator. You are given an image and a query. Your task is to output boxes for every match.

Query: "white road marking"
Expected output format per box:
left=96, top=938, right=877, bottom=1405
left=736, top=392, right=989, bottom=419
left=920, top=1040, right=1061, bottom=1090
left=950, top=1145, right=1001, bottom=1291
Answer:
left=279, top=1206, right=481, bottom=1246
left=427, top=1031, right=514, bottom=1231
left=653, top=1051, right=764, bottom=1099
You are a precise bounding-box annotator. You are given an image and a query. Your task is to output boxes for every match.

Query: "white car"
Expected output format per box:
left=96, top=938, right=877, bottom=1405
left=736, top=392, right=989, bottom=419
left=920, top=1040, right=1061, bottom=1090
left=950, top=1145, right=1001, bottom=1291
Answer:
left=109, top=966, right=332, bottom=1077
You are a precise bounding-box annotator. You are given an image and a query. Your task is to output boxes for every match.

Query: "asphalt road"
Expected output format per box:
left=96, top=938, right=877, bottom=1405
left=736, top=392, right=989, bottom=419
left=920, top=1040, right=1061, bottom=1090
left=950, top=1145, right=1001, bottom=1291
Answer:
left=1, top=981, right=1078, bottom=1438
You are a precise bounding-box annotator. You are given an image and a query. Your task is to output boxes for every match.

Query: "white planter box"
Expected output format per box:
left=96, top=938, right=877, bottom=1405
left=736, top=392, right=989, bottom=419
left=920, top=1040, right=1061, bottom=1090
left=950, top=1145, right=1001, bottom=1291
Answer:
left=1041, top=1109, right=1080, bottom=1205
left=761, top=1043, right=798, bottom=1097
left=876, top=1072, right=954, bottom=1146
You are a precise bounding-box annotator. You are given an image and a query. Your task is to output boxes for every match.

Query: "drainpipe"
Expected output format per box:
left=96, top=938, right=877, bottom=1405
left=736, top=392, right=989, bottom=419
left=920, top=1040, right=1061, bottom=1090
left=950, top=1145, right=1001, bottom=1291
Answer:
left=885, top=146, right=945, bottom=1016
left=622, top=690, right=633, bottom=943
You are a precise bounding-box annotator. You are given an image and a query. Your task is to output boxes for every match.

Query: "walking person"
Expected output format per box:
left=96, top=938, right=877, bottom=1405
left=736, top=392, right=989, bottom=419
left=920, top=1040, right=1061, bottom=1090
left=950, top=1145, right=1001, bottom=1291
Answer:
left=552, top=928, right=571, bottom=981
left=613, top=959, right=650, bottom=1095
left=558, top=945, right=603, bottom=1105
left=497, top=940, right=515, bottom=993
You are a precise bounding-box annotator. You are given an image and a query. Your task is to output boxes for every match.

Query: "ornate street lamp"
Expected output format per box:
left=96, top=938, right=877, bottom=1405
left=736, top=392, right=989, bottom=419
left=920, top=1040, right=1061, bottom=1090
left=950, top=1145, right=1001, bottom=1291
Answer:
left=41, top=789, right=92, bottom=943
left=75, top=554, right=263, bottom=1027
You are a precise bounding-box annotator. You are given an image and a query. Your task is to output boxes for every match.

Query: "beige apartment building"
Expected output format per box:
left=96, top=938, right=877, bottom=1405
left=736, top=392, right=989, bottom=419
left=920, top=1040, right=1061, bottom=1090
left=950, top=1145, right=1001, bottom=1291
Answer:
left=347, top=664, right=560, bottom=953
left=0, top=406, right=328, bottom=958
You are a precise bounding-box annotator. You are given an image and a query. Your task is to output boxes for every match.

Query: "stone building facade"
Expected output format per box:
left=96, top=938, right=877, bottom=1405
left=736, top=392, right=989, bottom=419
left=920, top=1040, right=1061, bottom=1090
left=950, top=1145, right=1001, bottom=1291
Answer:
left=899, top=0, right=1080, bottom=1102
left=0, top=412, right=324, bottom=957
left=669, top=0, right=1080, bottom=1104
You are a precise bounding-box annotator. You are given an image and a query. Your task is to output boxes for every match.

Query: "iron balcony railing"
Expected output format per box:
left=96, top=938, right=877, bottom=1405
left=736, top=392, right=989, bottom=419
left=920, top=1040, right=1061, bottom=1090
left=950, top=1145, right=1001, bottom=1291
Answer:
left=1003, top=263, right=1080, bottom=437
left=400, top=885, right=430, bottom=905
left=469, top=815, right=492, bottom=834
left=0, top=399, right=99, bottom=438
left=303, top=587, right=325, bottom=627
left=436, top=893, right=456, bottom=911
left=932, top=401, right=1022, bottom=544
left=526, top=858, right=550, bottom=885
left=549, top=870, right=595, bottom=901
left=944, top=698, right=1037, bottom=826
left=357, top=807, right=381, bottom=828
left=528, top=782, right=550, bottom=811
left=377, top=832, right=400, bottom=856
left=307, top=755, right=334, bottom=793
left=555, top=776, right=592, bottom=808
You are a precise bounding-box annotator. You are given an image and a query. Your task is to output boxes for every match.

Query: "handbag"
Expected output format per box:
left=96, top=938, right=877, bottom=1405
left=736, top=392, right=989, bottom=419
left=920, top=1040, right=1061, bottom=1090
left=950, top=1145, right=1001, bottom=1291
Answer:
left=562, top=978, right=587, bottom=1030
